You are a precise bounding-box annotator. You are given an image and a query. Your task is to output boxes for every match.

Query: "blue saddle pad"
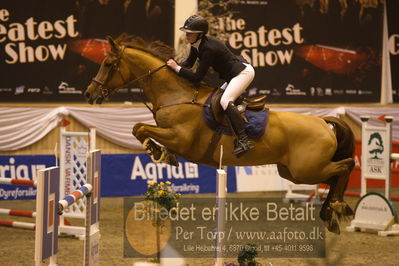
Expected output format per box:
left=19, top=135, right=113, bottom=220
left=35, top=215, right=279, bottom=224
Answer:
left=203, top=94, right=269, bottom=139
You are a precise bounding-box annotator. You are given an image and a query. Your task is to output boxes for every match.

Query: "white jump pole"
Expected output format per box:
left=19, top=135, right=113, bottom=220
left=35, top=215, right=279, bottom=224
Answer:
left=0, top=208, right=36, bottom=217
left=0, top=220, right=36, bottom=230
left=0, top=179, right=37, bottom=230
left=215, top=145, right=227, bottom=266
left=0, top=178, right=36, bottom=187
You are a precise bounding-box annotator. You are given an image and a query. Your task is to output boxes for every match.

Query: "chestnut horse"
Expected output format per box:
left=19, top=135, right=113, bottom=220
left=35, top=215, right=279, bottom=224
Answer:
left=85, top=35, right=355, bottom=234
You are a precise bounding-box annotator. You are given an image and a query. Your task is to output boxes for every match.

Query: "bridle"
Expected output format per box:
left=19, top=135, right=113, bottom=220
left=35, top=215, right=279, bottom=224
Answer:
left=91, top=47, right=127, bottom=99
left=91, top=45, right=166, bottom=111
left=91, top=45, right=209, bottom=117
left=91, top=46, right=167, bottom=98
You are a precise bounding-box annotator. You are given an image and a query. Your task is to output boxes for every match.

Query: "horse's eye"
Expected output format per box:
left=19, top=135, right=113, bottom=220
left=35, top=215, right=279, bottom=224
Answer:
left=104, top=62, right=112, bottom=67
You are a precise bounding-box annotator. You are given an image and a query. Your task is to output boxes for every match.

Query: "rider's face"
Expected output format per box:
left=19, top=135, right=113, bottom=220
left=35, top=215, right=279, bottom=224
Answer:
left=186, top=32, right=199, bottom=44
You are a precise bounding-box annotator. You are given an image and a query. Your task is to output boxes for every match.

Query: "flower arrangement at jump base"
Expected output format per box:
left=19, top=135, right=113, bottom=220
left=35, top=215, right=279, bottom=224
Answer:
left=143, top=181, right=181, bottom=263
left=144, top=181, right=181, bottom=212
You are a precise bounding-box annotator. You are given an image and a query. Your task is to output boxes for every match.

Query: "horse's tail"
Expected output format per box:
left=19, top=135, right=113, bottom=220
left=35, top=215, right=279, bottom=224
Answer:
left=323, top=116, right=355, bottom=162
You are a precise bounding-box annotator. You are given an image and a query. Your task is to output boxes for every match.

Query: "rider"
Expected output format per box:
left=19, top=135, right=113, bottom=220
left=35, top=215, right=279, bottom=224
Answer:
left=166, top=15, right=255, bottom=157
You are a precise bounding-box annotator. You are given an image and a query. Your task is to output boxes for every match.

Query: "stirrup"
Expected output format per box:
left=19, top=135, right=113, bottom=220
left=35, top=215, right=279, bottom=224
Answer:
left=232, top=139, right=254, bottom=157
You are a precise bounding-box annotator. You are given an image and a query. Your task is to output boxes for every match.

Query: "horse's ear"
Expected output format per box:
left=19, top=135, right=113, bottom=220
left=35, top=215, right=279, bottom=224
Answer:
left=107, top=35, right=120, bottom=52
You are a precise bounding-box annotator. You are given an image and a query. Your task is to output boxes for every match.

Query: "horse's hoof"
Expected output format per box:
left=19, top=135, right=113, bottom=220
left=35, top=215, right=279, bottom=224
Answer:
left=330, top=201, right=345, bottom=215
left=132, top=123, right=143, bottom=136
left=151, top=149, right=164, bottom=162
left=143, top=138, right=165, bottom=162
left=160, top=147, right=179, bottom=167
left=343, top=203, right=354, bottom=216
left=319, top=206, right=332, bottom=221
left=325, top=218, right=340, bottom=234
left=330, top=201, right=353, bottom=221
left=150, top=146, right=163, bottom=161
left=165, top=153, right=179, bottom=167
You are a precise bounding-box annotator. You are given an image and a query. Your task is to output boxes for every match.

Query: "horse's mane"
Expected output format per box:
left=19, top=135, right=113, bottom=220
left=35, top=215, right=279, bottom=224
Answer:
left=116, top=34, right=175, bottom=62
left=115, top=34, right=214, bottom=94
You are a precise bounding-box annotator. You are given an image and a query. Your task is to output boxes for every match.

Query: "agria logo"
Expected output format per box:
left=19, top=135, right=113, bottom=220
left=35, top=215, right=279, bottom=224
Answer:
left=368, top=132, right=384, bottom=159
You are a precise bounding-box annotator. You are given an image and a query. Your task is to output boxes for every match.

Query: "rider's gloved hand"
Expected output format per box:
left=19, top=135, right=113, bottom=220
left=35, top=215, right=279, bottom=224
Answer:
left=166, top=59, right=181, bottom=73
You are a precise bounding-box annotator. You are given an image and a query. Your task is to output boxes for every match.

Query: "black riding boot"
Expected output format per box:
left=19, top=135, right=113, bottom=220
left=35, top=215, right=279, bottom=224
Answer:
left=225, top=101, right=254, bottom=157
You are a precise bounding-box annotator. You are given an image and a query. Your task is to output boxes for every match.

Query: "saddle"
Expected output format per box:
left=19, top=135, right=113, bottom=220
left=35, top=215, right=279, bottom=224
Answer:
left=211, top=88, right=267, bottom=125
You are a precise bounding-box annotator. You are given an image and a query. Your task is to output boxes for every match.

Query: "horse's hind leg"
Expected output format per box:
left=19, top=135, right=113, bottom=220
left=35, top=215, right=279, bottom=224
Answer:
left=329, top=161, right=355, bottom=219
left=320, top=158, right=355, bottom=234
left=320, top=177, right=338, bottom=233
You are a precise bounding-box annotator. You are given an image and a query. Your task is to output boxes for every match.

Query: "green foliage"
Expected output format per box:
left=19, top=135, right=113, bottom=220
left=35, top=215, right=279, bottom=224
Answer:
left=144, top=181, right=181, bottom=211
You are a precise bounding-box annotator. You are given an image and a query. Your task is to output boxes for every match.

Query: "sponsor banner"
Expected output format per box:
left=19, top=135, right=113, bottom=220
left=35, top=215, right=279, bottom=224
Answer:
left=386, top=0, right=399, bottom=102
left=101, top=154, right=236, bottom=197
left=0, top=0, right=174, bottom=102
left=199, top=0, right=383, bottom=102
left=0, top=154, right=237, bottom=200
left=0, top=155, right=55, bottom=200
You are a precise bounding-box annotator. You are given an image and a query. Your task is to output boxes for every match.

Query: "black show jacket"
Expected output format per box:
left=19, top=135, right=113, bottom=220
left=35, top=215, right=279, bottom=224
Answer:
left=179, top=35, right=247, bottom=83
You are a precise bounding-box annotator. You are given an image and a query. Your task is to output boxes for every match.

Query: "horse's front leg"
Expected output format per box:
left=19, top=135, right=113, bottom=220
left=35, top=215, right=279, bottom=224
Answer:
left=132, top=122, right=153, bottom=141
left=132, top=123, right=179, bottom=166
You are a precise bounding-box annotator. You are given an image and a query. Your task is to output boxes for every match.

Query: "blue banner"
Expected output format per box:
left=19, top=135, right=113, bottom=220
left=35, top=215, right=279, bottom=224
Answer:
left=101, top=154, right=236, bottom=197
left=0, top=155, right=56, bottom=200
left=0, top=154, right=236, bottom=200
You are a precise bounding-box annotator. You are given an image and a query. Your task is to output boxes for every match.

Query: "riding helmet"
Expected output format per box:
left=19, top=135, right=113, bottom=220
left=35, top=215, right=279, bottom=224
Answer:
left=180, top=15, right=208, bottom=34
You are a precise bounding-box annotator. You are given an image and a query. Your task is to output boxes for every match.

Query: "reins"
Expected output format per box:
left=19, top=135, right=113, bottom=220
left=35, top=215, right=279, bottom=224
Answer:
left=93, top=46, right=210, bottom=118
left=152, top=88, right=210, bottom=115
left=124, top=63, right=210, bottom=118
left=123, top=64, right=167, bottom=87
left=122, top=63, right=168, bottom=114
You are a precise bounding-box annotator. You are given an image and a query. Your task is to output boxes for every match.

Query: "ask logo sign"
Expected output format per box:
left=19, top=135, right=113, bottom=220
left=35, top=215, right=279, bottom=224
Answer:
left=367, top=132, right=384, bottom=160
left=366, top=132, right=386, bottom=176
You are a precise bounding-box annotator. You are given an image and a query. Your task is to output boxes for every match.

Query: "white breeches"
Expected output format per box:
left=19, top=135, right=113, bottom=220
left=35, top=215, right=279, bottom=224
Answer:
left=220, top=63, right=255, bottom=110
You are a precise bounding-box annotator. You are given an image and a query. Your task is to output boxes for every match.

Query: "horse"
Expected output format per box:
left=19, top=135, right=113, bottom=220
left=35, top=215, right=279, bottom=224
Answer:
left=85, top=35, right=355, bottom=234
